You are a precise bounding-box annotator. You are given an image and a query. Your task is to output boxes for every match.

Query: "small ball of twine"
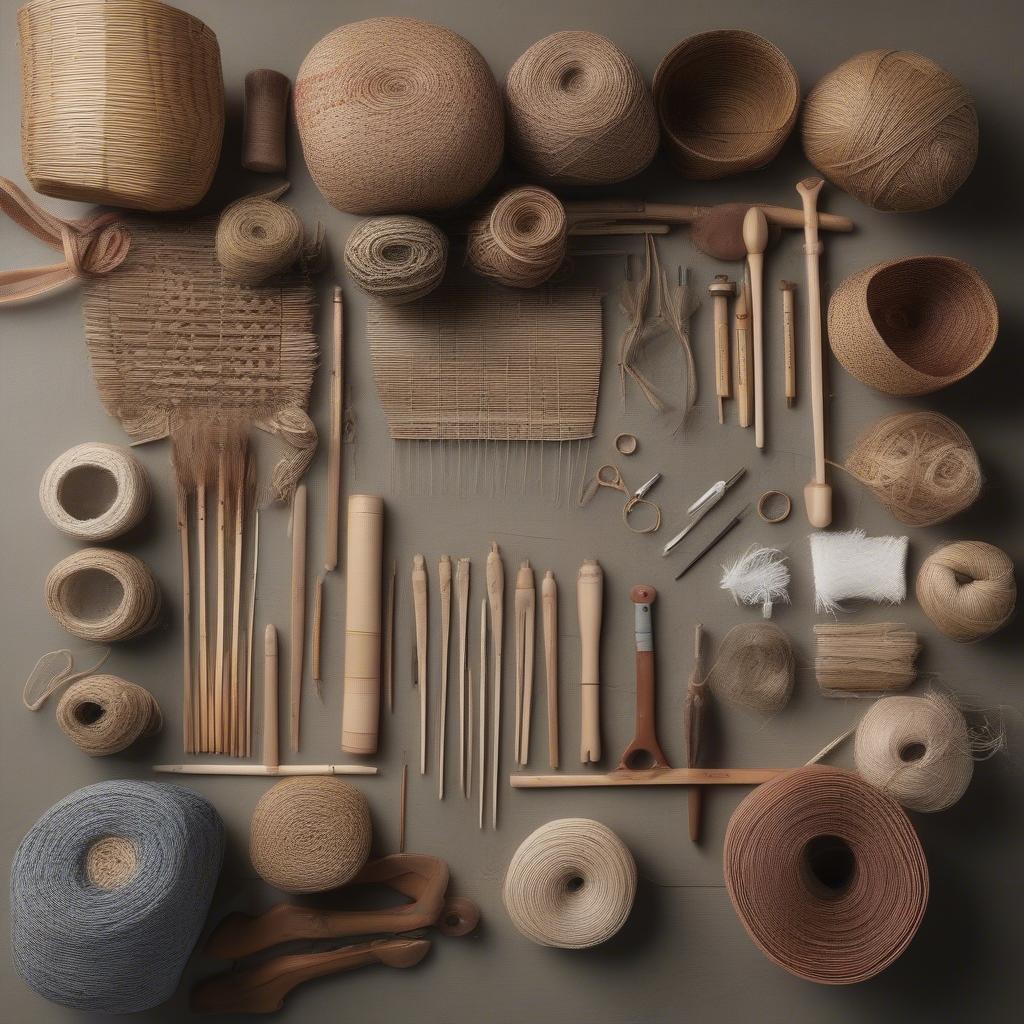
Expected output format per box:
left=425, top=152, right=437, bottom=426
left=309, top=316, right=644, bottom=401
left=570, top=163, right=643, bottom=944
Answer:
left=504, top=30, right=658, bottom=185
left=466, top=186, right=568, bottom=288
left=39, top=442, right=151, bottom=541
left=844, top=411, right=982, bottom=527
left=708, top=622, right=795, bottom=713
left=55, top=675, right=162, bottom=757
left=215, top=187, right=306, bottom=285
left=503, top=818, right=636, bottom=948
left=344, top=216, right=448, bottom=304
left=916, top=541, right=1016, bottom=642
left=250, top=777, right=372, bottom=893
left=45, top=548, right=161, bottom=643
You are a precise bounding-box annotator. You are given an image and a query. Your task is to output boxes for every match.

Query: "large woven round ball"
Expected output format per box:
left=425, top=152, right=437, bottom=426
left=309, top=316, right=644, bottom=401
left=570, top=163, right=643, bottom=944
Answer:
left=504, top=31, right=658, bottom=185
left=294, top=17, right=504, bottom=215
left=802, top=50, right=978, bottom=212
left=249, top=777, right=371, bottom=893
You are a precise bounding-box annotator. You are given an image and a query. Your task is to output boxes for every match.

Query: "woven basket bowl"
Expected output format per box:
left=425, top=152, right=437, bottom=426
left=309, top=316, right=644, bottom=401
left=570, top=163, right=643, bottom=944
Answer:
left=653, top=30, right=798, bottom=180
left=18, top=0, right=224, bottom=212
left=828, top=256, right=998, bottom=396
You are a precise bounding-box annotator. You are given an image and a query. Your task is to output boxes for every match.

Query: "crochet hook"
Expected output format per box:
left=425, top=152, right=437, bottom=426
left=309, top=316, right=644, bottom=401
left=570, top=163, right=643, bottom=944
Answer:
left=674, top=505, right=749, bottom=580
left=663, top=469, right=745, bottom=555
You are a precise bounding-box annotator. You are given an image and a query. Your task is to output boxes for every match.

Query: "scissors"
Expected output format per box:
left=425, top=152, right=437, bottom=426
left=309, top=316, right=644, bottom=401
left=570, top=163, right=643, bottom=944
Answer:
left=592, top=464, right=662, bottom=534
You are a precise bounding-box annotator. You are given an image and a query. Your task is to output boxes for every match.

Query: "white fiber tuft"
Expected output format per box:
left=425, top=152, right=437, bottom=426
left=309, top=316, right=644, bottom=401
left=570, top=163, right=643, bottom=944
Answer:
left=810, top=530, right=908, bottom=614
left=721, top=545, right=791, bottom=618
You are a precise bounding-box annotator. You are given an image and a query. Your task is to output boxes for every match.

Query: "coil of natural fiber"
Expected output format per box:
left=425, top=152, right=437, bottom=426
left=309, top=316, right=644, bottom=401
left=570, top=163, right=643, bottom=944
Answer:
left=295, top=16, right=504, bottom=215
left=242, top=69, right=290, bottom=174
left=653, top=30, right=799, bottom=180
left=17, top=0, right=224, bottom=212
left=44, top=548, right=161, bottom=643
left=814, top=623, right=920, bottom=695
left=10, top=780, right=224, bottom=1012
left=215, top=186, right=309, bottom=285
left=723, top=765, right=928, bottom=984
left=828, top=256, right=998, bottom=396
left=39, top=442, right=150, bottom=541
left=708, top=622, right=795, bottom=713
left=503, top=818, right=636, bottom=949
left=504, top=31, right=658, bottom=185
left=344, top=216, right=449, bottom=304
left=466, top=186, right=568, bottom=288
left=844, top=411, right=982, bottom=527
left=802, top=50, right=978, bottom=212
left=250, top=777, right=371, bottom=893
left=55, top=675, right=162, bottom=756
left=916, top=541, right=1016, bottom=643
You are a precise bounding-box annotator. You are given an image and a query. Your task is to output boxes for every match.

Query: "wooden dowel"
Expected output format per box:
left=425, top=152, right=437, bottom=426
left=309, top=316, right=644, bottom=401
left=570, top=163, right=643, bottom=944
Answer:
left=515, top=562, right=535, bottom=767
left=734, top=281, right=752, bottom=429
left=154, top=764, right=378, bottom=777
left=245, top=509, right=260, bottom=759
left=743, top=207, right=769, bottom=451
left=324, top=286, right=343, bottom=571
left=384, top=561, right=396, bottom=714
left=456, top=558, right=469, bottom=796
left=478, top=598, right=487, bottom=829
left=578, top=559, right=603, bottom=764
left=311, top=574, right=324, bottom=696
left=511, top=768, right=783, bottom=788
left=197, top=484, right=209, bottom=752
left=399, top=760, right=407, bottom=853
left=230, top=474, right=244, bottom=756
left=263, top=624, right=279, bottom=771
left=177, top=490, right=192, bottom=753
left=214, top=449, right=227, bottom=753
left=542, top=571, right=559, bottom=770
left=685, top=624, right=706, bottom=843
left=781, top=280, right=797, bottom=407
left=289, top=484, right=308, bottom=754
left=437, top=555, right=452, bottom=799
left=487, top=542, right=504, bottom=829
left=412, top=554, right=428, bottom=774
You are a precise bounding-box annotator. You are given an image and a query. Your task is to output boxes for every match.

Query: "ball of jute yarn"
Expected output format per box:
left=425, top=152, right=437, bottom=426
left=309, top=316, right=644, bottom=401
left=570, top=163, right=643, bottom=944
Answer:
left=844, top=411, right=982, bottom=527
left=854, top=693, right=974, bottom=812
left=295, top=17, right=504, bottom=215
left=344, top=216, right=448, bottom=304
left=250, top=777, right=371, bottom=893
left=466, top=186, right=568, bottom=288
left=39, top=442, right=150, bottom=541
left=503, top=818, right=636, bottom=949
left=55, top=675, right=162, bottom=756
left=709, top=622, right=795, bottom=713
left=828, top=256, right=998, bottom=396
left=216, top=191, right=304, bottom=284
left=916, top=541, right=1016, bottom=643
left=45, top=548, right=161, bottom=643
left=504, top=30, right=658, bottom=185
left=802, top=49, right=978, bottom=212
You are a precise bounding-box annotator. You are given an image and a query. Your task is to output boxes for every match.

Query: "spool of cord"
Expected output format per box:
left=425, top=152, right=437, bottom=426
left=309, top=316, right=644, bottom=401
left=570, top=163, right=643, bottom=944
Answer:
left=249, top=777, right=372, bottom=893
left=723, top=765, right=928, bottom=984
left=10, top=780, right=224, bottom=1013
left=502, top=818, right=636, bottom=948
left=344, top=216, right=448, bottom=304
left=916, top=541, right=1016, bottom=642
left=55, top=675, right=162, bottom=756
left=39, top=442, right=150, bottom=541
left=708, top=622, right=795, bottom=713
left=242, top=69, right=290, bottom=174
left=215, top=187, right=306, bottom=285
left=44, top=548, right=161, bottom=643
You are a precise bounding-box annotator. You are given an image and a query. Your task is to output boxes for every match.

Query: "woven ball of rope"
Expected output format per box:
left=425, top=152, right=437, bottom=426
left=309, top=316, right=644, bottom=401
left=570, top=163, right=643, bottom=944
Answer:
left=39, top=442, right=150, bottom=541
left=344, top=216, right=448, bottom=304
left=503, top=818, right=636, bottom=948
left=55, top=675, right=162, bottom=757
left=466, top=186, right=568, bottom=288
left=828, top=256, right=998, bottom=396
left=916, top=541, right=1016, bottom=643
left=653, top=30, right=798, bottom=180
left=504, top=31, right=657, bottom=185
left=802, top=50, right=978, bottom=212
left=215, top=191, right=305, bottom=285
left=708, top=622, right=795, bottom=714
left=250, top=777, right=371, bottom=893
left=844, top=411, right=982, bottom=527
left=44, top=548, right=161, bottom=643
left=295, top=17, right=504, bottom=215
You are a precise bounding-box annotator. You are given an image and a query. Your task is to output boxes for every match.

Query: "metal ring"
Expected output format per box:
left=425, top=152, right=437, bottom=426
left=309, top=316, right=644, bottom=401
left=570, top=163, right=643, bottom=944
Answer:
left=614, top=433, right=638, bottom=456
left=757, top=489, right=792, bottom=524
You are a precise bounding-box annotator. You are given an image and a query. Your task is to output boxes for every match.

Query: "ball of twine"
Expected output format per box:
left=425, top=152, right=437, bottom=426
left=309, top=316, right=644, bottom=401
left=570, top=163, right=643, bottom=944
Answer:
left=504, top=30, right=658, bottom=185
left=802, top=49, right=978, bottom=212
left=250, top=777, right=372, bottom=893
left=39, top=442, right=150, bottom=541
left=44, top=548, right=161, bottom=643
left=55, top=675, right=162, bottom=757
left=916, top=541, right=1016, bottom=643
left=216, top=189, right=305, bottom=285
left=295, top=16, right=504, bottom=215
left=828, top=256, right=998, bottom=396
left=503, top=818, right=636, bottom=949
left=844, top=411, right=982, bottom=527
left=723, top=765, right=928, bottom=985
left=466, top=186, right=568, bottom=288
left=344, top=216, right=448, bottom=304
left=708, top=622, right=795, bottom=713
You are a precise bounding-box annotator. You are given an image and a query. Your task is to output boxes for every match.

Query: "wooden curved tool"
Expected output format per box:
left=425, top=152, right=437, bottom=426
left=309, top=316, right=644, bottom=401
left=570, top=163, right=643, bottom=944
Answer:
left=191, top=937, right=430, bottom=1015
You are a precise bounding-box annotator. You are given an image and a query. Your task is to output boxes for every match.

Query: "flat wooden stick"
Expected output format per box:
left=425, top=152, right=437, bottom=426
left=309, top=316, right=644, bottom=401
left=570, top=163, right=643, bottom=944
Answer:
left=230, top=472, right=245, bottom=756
left=684, top=624, right=707, bottom=842
left=311, top=575, right=324, bottom=698
left=478, top=598, right=487, bottom=829
left=412, top=555, right=428, bottom=774
left=511, top=768, right=782, bottom=788
left=542, top=571, right=559, bottom=770
left=177, top=489, right=192, bottom=753
left=289, top=484, right=308, bottom=754
left=399, top=760, right=407, bottom=853
left=515, top=562, right=535, bottom=767
left=245, top=509, right=260, bottom=759
left=263, top=624, right=279, bottom=771
left=384, top=560, right=396, bottom=713
left=437, top=556, right=451, bottom=800
left=487, top=543, right=504, bottom=829
left=456, top=558, right=469, bottom=796
left=578, top=559, right=603, bottom=764
left=154, top=764, right=378, bottom=776
left=324, top=285, right=343, bottom=571
left=214, top=449, right=227, bottom=753
left=196, top=483, right=210, bottom=752
left=743, top=207, right=769, bottom=450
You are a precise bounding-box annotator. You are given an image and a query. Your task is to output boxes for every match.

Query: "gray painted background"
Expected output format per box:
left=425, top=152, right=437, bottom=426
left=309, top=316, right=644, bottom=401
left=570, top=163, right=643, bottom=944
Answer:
left=1, top=1, right=1021, bottom=1021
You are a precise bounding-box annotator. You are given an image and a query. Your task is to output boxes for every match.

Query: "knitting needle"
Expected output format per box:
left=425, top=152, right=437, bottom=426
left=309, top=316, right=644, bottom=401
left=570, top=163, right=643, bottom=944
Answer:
left=289, top=483, right=307, bottom=753
left=412, top=555, right=428, bottom=774
left=663, top=469, right=746, bottom=555
left=456, top=558, right=470, bottom=795
left=743, top=207, right=769, bottom=450
left=487, top=542, right=504, bottom=829
left=325, top=285, right=343, bottom=571
left=780, top=280, right=797, bottom=407
left=674, top=505, right=749, bottom=580
left=542, top=570, right=559, bottom=770
left=438, top=555, right=452, bottom=799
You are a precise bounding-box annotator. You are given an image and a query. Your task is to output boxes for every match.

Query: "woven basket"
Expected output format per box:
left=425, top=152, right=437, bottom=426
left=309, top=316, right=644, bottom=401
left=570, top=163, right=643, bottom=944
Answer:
left=18, top=0, right=224, bottom=212
left=653, top=30, right=798, bottom=180
left=828, top=256, right=998, bottom=396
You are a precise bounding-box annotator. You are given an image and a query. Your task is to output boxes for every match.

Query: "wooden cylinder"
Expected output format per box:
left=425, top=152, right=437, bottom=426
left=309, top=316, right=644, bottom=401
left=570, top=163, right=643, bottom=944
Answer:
left=263, top=624, right=279, bottom=771
left=341, top=495, right=385, bottom=754
left=577, top=559, right=603, bottom=764
left=242, top=69, right=290, bottom=174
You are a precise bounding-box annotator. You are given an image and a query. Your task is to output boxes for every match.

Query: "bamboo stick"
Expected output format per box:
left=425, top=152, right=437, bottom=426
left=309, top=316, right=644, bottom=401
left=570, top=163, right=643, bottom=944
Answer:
left=263, top=624, right=279, bottom=771
left=289, top=484, right=308, bottom=753
left=177, top=488, right=192, bottom=753
left=412, top=554, right=428, bottom=774
left=478, top=598, right=487, bottom=828
left=456, top=558, right=469, bottom=796
left=245, top=510, right=260, bottom=758
left=384, top=560, right=396, bottom=713
left=437, top=556, right=452, bottom=799
left=197, top=483, right=209, bottom=751
left=229, top=467, right=244, bottom=755
left=311, top=575, right=324, bottom=698
left=511, top=768, right=782, bottom=788
left=542, top=571, right=559, bottom=770
left=325, top=285, right=343, bottom=571
left=214, top=447, right=227, bottom=753
left=487, top=542, right=504, bottom=829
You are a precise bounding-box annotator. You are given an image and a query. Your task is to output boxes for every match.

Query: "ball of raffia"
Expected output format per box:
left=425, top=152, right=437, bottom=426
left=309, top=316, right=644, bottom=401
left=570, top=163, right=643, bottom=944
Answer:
left=344, top=216, right=448, bottom=304
left=249, top=777, right=371, bottom=894
left=802, top=50, right=978, bottom=212
left=294, top=17, right=504, bottom=215
left=215, top=190, right=304, bottom=285
left=504, top=31, right=658, bottom=185
left=55, top=676, right=162, bottom=757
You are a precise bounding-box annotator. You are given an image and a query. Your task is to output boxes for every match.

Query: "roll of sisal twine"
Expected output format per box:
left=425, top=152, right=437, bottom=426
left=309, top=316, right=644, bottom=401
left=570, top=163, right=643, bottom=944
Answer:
left=916, top=541, right=1016, bottom=642
left=344, top=216, right=448, bottom=304
left=502, top=818, right=636, bottom=949
left=215, top=187, right=305, bottom=285
left=504, top=31, right=658, bottom=185
left=723, top=765, right=928, bottom=985
left=242, top=69, right=290, bottom=174
left=708, top=622, right=795, bottom=714
left=55, top=675, right=162, bottom=757
left=39, top=442, right=150, bottom=541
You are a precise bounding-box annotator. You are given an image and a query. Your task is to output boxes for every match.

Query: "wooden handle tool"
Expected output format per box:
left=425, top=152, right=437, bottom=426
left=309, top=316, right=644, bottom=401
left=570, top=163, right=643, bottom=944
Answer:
left=288, top=483, right=307, bottom=754
left=684, top=624, right=707, bottom=842
left=542, top=570, right=559, bottom=770
left=708, top=275, right=736, bottom=424
left=486, top=542, right=504, bottom=828
left=733, top=279, right=752, bottom=428
left=437, top=555, right=452, bottom=798
left=780, top=280, right=797, bottom=407
left=743, top=206, right=769, bottom=450
left=412, top=554, right=428, bottom=773
left=577, top=559, right=603, bottom=764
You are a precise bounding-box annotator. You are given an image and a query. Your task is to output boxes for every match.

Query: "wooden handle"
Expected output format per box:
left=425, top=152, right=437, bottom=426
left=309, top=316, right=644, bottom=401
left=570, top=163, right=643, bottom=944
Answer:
left=324, top=286, right=343, bottom=571
left=542, top=571, right=559, bottom=770
left=733, top=282, right=752, bottom=428
left=781, top=283, right=796, bottom=405
left=262, top=625, right=278, bottom=770
left=714, top=300, right=730, bottom=400
left=618, top=586, right=668, bottom=770
left=577, top=560, right=603, bottom=764
left=288, top=484, right=307, bottom=754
